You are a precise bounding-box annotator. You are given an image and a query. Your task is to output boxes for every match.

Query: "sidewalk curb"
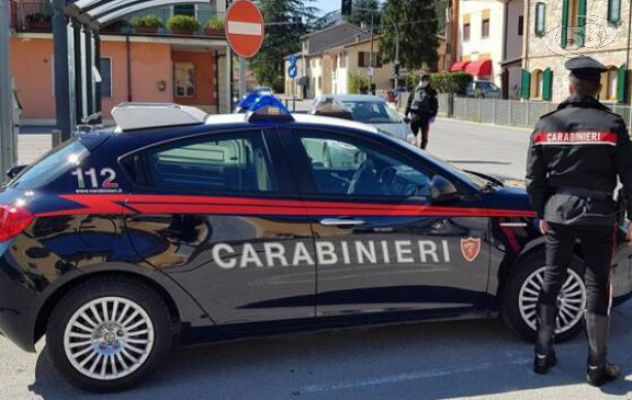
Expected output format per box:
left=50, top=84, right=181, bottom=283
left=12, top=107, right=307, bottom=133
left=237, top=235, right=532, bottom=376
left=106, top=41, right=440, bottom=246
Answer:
left=434, top=117, right=532, bottom=133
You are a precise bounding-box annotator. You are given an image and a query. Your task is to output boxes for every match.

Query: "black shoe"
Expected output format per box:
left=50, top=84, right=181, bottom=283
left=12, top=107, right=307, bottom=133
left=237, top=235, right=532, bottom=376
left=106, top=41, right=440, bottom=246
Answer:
left=534, top=352, right=557, bottom=375
left=587, top=363, right=620, bottom=387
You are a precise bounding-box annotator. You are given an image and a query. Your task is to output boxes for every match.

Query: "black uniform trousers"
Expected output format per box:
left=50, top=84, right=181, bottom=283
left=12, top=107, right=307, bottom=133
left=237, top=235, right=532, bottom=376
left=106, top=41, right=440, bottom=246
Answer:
left=539, top=223, right=615, bottom=316
left=410, top=117, right=430, bottom=150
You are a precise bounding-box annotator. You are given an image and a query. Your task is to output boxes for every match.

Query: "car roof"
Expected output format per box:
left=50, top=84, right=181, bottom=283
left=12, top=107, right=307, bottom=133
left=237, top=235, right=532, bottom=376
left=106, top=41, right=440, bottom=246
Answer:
left=318, top=94, right=386, bottom=103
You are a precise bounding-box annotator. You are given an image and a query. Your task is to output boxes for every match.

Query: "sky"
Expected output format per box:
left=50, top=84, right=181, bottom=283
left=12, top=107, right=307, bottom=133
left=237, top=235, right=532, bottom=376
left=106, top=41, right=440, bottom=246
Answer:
left=314, top=0, right=339, bottom=15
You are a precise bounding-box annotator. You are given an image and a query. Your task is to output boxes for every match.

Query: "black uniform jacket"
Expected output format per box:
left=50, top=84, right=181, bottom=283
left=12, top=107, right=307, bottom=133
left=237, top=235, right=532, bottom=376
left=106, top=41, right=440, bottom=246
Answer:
left=526, top=94, right=632, bottom=225
left=405, top=86, right=438, bottom=120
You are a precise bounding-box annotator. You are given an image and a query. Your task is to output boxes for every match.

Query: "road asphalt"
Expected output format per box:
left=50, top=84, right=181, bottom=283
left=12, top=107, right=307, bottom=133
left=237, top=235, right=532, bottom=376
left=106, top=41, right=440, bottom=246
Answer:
left=4, top=118, right=632, bottom=400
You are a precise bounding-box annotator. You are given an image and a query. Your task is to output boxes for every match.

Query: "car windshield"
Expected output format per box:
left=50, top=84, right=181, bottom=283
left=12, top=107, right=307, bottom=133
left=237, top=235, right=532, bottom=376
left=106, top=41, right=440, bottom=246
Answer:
left=9, top=139, right=88, bottom=189
left=405, top=145, right=490, bottom=189
left=478, top=82, right=498, bottom=91
left=341, top=100, right=402, bottom=124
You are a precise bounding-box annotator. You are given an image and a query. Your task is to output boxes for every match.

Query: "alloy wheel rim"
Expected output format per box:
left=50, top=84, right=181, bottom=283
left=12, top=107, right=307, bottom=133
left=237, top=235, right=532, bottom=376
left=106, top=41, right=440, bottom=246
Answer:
left=63, top=296, right=155, bottom=381
left=518, top=267, right=587, bottom=335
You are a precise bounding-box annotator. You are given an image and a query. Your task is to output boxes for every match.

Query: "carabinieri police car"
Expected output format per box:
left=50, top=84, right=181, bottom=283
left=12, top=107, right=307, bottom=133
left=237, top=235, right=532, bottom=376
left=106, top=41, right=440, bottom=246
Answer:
left=1, top=96, right=631, bottom=392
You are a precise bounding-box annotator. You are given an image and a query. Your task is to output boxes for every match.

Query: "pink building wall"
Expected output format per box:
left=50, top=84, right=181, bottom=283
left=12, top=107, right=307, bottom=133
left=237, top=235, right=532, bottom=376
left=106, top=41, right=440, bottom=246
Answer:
left=11, top=37, right=175, bottom=121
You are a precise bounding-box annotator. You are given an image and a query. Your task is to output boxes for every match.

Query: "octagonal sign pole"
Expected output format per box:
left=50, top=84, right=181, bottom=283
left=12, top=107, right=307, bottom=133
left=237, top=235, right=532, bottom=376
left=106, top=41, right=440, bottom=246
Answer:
left=225, top=0, right=265, bottom=59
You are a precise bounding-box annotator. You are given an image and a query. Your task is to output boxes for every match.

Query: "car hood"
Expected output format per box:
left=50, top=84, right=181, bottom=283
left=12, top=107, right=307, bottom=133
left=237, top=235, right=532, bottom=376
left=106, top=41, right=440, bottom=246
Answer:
left=373, top=123, right=412, bottom=141
left=465, top=171, right=533, bottom=212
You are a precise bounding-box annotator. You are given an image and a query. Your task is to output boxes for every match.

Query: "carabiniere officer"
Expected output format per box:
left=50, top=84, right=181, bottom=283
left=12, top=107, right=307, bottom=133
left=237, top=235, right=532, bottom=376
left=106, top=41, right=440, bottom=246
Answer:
left=526, top=55, right=632, bottom=386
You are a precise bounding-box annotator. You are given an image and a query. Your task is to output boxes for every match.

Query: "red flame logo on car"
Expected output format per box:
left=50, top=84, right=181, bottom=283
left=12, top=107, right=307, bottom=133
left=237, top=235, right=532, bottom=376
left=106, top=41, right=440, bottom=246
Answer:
left=461, top=237, right=481, bottom=262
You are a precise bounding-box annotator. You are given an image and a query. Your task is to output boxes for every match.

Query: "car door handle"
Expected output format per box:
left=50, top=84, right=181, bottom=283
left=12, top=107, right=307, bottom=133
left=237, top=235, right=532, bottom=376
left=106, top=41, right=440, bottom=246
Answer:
left=320, top=218, right=366, bottom=227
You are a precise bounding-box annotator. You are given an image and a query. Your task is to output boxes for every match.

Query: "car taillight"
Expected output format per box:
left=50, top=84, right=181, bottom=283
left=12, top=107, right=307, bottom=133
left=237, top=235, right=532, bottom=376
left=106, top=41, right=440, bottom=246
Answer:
left=0, top=205, right=33, bottom=242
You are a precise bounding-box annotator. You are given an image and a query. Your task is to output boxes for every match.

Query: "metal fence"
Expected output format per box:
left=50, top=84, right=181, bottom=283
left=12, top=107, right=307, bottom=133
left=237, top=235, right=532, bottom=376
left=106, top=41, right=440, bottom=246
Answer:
left=437, top=93, right=632, bottom=129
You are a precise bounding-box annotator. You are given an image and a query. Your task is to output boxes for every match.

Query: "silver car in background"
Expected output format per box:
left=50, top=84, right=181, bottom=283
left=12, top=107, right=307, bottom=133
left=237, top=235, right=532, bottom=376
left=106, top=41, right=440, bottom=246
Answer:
left=310, top=95, right=416, bottom=144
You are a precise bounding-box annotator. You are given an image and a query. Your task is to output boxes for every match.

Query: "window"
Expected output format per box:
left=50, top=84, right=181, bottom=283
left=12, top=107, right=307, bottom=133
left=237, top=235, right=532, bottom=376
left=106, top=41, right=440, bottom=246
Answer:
left=99, top=58, right=112, bottom=98
left=341, top=101, right=402, bottom=124
left=531, top=69, right=543, bottom=99
left=318, top=76, right=322, bottom=90
left=482, top=18, right=490, bottom=38
left=146, top=133, right=277, bottom=193
left=358, top=52, right=368, bottom=68
left=357, top=52, right=381, bottom=68
left=609, top=0, right=621, bottom=23
left=563, top=0, right=586, bottom=47
left=174, top=5, right=195, bottom=17
left=535, top=2, right=546, bottom=36
left=11, top=140, right=88, bottom=190
left=463, top=23, right=470, bottom=41
left=601, top=66, right=619, bottom=101
left=518, top=16, right=524, bottom=36
left=174, top=62, right=195, bottom=97
left=298, top=135, right=431, bottom=197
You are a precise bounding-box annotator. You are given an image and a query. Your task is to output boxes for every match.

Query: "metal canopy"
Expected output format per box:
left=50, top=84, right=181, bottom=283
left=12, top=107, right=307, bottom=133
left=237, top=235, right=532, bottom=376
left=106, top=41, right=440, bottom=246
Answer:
left=67, top=0, right=214, bottom=27
left=51, top=0, right=231, bottom=144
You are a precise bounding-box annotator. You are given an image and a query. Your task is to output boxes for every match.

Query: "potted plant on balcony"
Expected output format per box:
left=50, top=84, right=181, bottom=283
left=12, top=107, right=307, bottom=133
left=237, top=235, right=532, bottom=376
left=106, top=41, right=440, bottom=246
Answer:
left=204, top=17, right=225, bottom=36
left=130, top=15, right=163, bottom=35
left=167, top=15, right=201, bottom=36
left=25, top=13, right=51, bottom=32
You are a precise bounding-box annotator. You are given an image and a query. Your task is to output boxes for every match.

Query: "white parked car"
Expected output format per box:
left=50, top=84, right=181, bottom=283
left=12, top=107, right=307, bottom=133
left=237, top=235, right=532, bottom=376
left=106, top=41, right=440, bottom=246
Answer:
left=310, top=95, right=416, bottom=144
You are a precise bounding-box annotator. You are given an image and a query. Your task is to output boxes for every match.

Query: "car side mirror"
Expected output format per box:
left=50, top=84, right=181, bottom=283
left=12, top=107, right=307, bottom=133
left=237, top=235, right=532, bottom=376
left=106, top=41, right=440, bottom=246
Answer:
left=429, top=175, right=459, bottom=203
left=6, top=165, right=26, bottom=180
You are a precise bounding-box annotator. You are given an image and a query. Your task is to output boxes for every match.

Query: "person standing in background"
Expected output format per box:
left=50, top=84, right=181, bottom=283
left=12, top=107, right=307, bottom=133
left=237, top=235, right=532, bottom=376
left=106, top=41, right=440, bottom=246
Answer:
left=405, top=74, right=438, bottom=150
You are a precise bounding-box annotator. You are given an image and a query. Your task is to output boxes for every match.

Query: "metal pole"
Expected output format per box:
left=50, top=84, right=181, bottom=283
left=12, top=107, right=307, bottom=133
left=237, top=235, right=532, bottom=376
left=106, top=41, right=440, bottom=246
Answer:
left=0, top=0, right=14, bottom=180
left=226, top=47, right=232, bottom=113
left=394, top=26, right=400, bottom=91
left=239, top=57, right=247, bottom=98
left=84, top=25, right=93, bottom=117
left=94, top=32, right=102, bottom=123
left=53, top=0, right=72, bottom=141
left=73, top=22, right=83, bottom=124
left=368, top=12, right=374, bottom=91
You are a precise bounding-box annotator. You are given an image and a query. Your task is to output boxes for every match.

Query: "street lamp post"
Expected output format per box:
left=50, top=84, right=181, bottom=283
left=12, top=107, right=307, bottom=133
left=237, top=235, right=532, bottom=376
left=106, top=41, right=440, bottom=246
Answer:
left=394, top=25, right=400, bottom=91
left=368, top=11, right=375, bottom=92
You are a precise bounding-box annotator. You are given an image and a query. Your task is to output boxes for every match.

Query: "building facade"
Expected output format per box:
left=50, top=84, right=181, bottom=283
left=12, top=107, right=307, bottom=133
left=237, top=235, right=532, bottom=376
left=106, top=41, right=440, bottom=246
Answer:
left=522, top=0, right=629, bottom=104
left=9, top=0, right=230, bottom=125
left=285, top=22, right=446, bottom=99
left=449, top=0, right=524, bottom=99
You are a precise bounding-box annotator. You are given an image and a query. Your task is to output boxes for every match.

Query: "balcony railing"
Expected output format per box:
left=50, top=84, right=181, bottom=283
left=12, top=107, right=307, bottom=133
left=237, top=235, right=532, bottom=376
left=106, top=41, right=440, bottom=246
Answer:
left=10, top=1, right=226, bottom=39
left=10, top=0, right=53, bottom=32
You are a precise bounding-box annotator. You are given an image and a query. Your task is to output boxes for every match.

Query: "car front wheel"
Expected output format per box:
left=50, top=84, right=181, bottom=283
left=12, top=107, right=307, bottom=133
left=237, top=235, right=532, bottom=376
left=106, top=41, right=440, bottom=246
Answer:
left=47, top=277, right=173, bottom=392
left=501, top=251, right=587, bottom=342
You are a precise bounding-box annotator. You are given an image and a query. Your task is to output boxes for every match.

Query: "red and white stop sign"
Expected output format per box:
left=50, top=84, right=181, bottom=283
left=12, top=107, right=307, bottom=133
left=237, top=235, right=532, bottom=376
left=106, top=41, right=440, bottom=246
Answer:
left=225, top=0, right=265, bottom=58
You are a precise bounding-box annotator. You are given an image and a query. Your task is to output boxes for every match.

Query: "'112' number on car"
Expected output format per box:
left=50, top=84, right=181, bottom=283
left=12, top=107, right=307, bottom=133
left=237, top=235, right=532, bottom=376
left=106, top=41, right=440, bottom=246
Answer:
left=71, top=168, right=118, bottom=189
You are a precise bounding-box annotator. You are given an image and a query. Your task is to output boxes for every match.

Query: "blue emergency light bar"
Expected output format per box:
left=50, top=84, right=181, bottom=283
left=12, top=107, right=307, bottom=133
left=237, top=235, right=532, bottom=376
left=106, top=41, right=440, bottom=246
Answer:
left=236, top=92, right=261, bottom=112
left=245, top=94, right=294, bottom=123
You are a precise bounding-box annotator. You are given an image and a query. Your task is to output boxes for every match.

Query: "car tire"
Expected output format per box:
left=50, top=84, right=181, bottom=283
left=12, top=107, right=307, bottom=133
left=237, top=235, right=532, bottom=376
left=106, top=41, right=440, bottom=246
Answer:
left=47, top=277, right=173, bottom=392
left=501, top=250, right=586, bottom=342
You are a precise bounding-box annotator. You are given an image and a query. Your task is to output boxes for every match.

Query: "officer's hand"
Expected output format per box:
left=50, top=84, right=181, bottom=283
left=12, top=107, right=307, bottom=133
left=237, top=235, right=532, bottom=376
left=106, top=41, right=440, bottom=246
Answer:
left=626, top=222, right=632, bottom=242
left=540, top=220, right=550, bottom=235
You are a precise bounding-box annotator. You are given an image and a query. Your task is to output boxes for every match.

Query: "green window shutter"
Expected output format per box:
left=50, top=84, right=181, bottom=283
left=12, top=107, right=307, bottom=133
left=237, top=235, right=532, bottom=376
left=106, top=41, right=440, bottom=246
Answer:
left=521, top=69, right=531, bottom=99
left=542, top=68, right=553, bottom=101
left=617, top=64, right=627, bottom=103
left=577, top=0, right=587, bottom=47
left=561, top=0, right=569, bottom=48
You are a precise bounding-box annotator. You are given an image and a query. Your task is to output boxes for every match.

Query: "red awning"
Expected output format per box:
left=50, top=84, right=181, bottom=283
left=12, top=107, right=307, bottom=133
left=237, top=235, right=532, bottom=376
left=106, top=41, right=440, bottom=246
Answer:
left=449, top=60, right=470, bottom=72
left=465, top=59, right=493, bottom=76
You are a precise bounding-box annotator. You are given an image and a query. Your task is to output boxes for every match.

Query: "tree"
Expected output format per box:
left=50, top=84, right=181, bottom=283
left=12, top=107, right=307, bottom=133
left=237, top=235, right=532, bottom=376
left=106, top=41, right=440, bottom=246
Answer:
left=250, top=0, right=317, bottom=90
left=348, top=0, right=381, bottom=29
left=379, top=0, right=439, bottom=71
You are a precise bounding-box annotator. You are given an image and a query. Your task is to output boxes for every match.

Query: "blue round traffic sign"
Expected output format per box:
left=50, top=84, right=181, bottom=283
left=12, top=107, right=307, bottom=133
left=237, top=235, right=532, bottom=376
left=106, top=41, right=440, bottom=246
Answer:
left=289, top=54, right=297, bottom=67
left=288, top=65, right=297, bottom=79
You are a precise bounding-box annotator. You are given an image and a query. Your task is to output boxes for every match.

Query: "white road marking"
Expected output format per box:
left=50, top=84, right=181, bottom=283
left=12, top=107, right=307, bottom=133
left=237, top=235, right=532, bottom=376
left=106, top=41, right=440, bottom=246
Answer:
left=227, top=21, right=262, bottom=36
left=299, top=358, right=532, bottom=393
